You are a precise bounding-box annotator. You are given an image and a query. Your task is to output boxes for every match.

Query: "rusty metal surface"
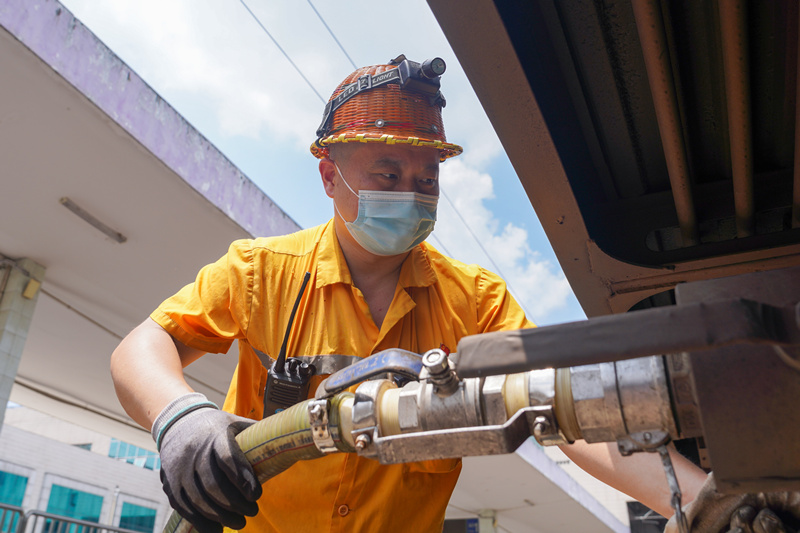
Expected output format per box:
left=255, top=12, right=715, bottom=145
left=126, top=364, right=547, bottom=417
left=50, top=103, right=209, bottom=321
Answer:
left=665, top=353, right=704, bottom=440
left=679, top=266, right=800, bottom=493
left=631, top=0, right=698, bottom=245
left=427, top=0, right=800, bottom=316
left=719, top=0, right=755, bottom=237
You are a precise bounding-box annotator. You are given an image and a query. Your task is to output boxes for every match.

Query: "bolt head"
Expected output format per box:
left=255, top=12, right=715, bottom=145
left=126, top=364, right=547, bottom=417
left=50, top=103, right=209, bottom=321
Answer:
left=354, top=434, right=371, bottom=451
left=422, top=349, right=448, bottom=370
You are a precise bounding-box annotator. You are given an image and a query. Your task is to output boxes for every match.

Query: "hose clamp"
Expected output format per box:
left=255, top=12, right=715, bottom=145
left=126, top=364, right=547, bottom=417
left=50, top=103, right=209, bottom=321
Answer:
left=308, top=399, right=337, bottom=454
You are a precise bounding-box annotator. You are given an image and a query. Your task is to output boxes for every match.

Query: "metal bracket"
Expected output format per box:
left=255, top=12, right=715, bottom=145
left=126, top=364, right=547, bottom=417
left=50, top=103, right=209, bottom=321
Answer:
left=308, top=399, right=337, bottom=454
left=359, top=406, right=560, bottom=464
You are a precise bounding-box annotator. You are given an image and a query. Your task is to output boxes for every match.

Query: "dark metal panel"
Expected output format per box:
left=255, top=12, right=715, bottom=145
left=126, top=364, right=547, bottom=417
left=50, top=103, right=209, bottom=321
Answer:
left=679, top=267, right=800, bottom=493
left=750, top=0, right=798, bottom=172
left=428, top=0, right=800, bottom=314
left=489, top=0, right=800, bottom=265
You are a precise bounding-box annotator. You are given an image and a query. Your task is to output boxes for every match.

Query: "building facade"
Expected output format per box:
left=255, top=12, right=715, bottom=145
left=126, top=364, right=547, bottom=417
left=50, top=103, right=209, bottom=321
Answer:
left=0, top=405, right=169, bottom=533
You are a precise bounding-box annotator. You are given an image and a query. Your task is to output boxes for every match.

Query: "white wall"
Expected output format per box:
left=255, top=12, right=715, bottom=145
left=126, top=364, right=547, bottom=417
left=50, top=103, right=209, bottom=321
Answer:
left=0, top=422, right=170, bottom=531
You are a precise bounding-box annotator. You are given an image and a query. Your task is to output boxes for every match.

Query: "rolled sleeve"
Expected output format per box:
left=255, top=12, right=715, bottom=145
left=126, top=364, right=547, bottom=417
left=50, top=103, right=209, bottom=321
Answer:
left=151, top=240, right=255, bottom=353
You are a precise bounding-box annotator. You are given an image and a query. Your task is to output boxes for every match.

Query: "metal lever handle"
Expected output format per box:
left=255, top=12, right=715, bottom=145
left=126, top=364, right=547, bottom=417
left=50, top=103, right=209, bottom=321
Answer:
left=316, top=349, right=423, bottom=398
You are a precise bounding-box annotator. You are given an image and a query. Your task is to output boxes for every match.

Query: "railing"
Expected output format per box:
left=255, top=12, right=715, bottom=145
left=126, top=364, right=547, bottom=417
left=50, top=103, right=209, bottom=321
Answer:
left=0, top=506, right=143, bottom=533
left=0, top=504, right=24, bottom=533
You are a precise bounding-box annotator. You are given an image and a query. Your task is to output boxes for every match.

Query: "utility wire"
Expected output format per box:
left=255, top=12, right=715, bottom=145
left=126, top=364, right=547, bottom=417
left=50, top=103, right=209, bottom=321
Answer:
left=428, top=233, right=453, bottom=257
left=306, top=0, right=357, bottom=69
left=239, top=0, right=326, bottom=103
left=440, top=189, right=534, bottom=320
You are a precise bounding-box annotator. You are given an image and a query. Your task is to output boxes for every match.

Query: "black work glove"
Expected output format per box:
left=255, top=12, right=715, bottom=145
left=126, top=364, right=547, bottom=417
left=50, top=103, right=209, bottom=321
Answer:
left=728, top=505, right=797, bottom=533
left=153, top=393, right=262, bottom=533
left=664, top=474, right=800, bottom=533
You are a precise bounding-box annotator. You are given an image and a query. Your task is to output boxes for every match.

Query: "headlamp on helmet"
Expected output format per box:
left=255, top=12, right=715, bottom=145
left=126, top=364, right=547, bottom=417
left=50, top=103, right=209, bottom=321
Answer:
left=310, top=55, right=463, bottom=162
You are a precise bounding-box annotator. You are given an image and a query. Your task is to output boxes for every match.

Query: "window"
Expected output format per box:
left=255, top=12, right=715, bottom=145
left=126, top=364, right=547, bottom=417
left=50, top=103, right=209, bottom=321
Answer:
left=108, top=439, right=160, bottom=471
left=0, top=471, right=28, bottom=532
left=119, top=502, right=156, bottom=533
left=45, top=485, right=103, bottom=533
left=0, top=471, right=27, bottom=506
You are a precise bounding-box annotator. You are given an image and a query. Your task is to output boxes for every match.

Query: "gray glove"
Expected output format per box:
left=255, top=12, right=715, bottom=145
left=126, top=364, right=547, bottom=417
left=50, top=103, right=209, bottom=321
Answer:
left=664, top=474, right=800, bottom=533
left=153, top=393, right=262, bottom=533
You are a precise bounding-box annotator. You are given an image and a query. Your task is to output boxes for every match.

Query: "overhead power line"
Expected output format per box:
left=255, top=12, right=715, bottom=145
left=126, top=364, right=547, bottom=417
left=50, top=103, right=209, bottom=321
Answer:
left=307, top=0, right=357, bottom=69
left=239, top=0, right=326, bottom=103
left=440, top=189, right=533, bottom=319
left=428, top=233, right=453, bottom=256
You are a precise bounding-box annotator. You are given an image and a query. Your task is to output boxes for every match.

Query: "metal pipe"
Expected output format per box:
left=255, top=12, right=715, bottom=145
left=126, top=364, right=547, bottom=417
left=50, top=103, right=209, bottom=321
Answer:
left=631, top=0, right=699, bottom=246
left=454, top=297, right=800, bottom=377
left=794, top=2, right=800, bottom=228
left=720, top=0, right=755, bottom=237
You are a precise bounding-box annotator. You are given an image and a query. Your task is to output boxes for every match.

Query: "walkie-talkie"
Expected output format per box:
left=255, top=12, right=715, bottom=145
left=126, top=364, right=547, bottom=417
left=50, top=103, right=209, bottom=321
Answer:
left=263, top=271, right=316, bottom=417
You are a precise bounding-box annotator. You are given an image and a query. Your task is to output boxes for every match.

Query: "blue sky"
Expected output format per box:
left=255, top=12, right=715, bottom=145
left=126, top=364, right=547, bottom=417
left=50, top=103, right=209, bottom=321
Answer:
left=59, top=0, right=587, bottom=326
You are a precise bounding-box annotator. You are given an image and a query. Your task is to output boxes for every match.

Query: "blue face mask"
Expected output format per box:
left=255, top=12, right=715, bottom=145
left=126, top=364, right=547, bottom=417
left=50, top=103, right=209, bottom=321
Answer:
left=333, top=162, right=438, bottom=256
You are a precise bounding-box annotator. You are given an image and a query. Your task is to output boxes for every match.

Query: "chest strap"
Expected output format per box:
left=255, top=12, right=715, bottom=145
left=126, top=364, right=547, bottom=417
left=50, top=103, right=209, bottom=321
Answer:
left=251, top=346, right=364, bottom=375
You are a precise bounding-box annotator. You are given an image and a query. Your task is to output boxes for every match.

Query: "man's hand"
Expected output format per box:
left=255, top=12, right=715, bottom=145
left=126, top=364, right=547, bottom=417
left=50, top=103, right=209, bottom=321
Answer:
left=154, top=393, right=262, bottom=533
left=664, top=474, right=800, bottom=533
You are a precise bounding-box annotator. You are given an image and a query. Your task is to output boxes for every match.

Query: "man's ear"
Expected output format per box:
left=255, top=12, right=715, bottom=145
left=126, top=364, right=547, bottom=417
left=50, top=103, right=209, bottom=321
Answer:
left=320, top=158, right=337, bottom=199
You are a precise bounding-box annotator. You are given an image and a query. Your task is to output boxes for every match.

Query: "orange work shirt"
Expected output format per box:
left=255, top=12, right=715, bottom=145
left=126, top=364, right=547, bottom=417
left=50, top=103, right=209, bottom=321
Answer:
left=151, top=220, right=533, bottom=533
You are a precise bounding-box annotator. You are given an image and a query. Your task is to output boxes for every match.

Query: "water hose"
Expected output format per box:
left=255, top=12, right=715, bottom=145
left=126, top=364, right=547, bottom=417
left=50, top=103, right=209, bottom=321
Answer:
left=162, top=393, right=355, bottom=533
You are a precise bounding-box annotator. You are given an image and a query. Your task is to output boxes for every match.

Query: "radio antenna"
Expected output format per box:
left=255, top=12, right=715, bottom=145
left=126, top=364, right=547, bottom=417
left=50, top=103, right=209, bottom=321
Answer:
left=274, top=271, right=311, bottom=373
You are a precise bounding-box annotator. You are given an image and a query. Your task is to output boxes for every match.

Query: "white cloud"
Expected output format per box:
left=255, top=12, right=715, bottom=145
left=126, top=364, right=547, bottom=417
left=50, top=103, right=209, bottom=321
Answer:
left=434, top=159, right=571, bottom=322
left=64, top=0, right=329, bottom=147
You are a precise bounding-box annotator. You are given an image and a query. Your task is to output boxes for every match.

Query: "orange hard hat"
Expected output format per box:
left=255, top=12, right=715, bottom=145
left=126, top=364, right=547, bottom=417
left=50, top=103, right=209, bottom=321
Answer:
left=310, top=55, right=463, bottom=162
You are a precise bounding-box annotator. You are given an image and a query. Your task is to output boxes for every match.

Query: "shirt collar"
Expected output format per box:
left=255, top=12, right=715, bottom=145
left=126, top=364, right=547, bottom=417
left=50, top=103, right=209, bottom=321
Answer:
left=398, top=243, right=438, bottom=288
left=315, top=219, right=438, bottom=289
left=315, top=219, right=352, bottom=288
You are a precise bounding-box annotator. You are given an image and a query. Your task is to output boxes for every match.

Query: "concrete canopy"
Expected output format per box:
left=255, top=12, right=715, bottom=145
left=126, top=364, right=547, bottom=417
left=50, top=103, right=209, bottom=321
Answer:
left=0, top=0, right=299, bottom=449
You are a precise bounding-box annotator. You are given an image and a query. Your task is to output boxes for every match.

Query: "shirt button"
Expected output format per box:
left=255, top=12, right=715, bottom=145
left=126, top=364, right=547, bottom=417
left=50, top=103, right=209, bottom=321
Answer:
left=337, top=504, right=350, bottom=517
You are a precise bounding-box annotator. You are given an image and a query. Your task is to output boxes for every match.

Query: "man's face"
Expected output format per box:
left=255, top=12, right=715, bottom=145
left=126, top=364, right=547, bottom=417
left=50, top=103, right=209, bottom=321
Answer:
left=325, top=143, right=441, bottom=225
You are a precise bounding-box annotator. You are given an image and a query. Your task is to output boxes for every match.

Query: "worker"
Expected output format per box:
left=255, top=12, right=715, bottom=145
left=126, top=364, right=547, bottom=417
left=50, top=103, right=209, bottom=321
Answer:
left=111, top=55, right=719, bottom=533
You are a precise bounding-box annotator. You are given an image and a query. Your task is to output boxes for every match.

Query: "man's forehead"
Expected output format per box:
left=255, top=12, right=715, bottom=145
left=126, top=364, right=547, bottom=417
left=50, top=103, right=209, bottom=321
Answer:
left=369, top=158, right=440, bottom=178
left=347, top=143, right=441, bottom=167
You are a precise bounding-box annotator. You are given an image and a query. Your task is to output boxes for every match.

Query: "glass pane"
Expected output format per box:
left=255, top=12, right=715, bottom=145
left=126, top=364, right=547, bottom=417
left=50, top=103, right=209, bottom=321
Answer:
left=0, top=472, right=27, bottom=533
left=119, top=502, right=156, bottom=533
left=46, top=484, right=103, bottom=533
left=0, top=471, right=28, bottom=506
left=108, top=440, right=159, bottom=470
